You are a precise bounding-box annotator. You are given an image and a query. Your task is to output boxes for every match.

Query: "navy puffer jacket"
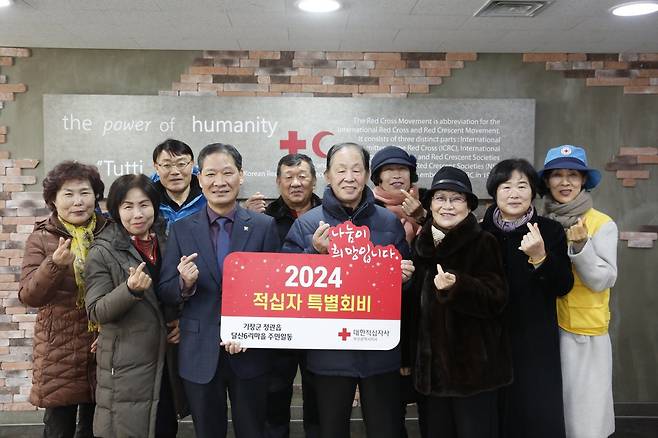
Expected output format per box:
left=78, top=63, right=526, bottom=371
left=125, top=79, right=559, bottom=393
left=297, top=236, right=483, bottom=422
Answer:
left=283, top=186, right=410, bottom=377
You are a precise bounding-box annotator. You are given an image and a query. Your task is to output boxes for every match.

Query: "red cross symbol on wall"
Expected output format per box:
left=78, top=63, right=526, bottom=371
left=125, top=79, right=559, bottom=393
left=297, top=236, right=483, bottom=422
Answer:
left=280, top=130, right=307, bottom=155
left=338, top=328, right=351, bottom=341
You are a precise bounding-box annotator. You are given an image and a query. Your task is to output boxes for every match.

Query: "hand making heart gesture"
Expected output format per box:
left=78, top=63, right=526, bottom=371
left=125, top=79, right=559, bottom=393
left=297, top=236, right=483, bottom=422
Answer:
left=127, top=262, right=152, bottom=292
left=52, top=237, right=75, bottom=267
left=519, top=222, right=546, bottom=262
left=434, top=264, right=456, bottom=291
left=178, top=253, right=199, bottom=289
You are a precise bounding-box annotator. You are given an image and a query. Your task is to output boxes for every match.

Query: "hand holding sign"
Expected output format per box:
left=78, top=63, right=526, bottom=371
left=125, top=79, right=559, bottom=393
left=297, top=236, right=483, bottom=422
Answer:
left=434, top=264, right=456, bottom=291
left=220, top=340, right=247, bottom=354
left=127, top=262, right=152, bottom=292
left=401, top=259, right=414, bottom=283
left=178, top=253, right=199, bottom=289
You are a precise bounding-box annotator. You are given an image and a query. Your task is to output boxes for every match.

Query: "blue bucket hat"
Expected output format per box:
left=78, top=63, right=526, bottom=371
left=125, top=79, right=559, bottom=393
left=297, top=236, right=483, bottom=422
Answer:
left=538, top=145, right=601, bottom=190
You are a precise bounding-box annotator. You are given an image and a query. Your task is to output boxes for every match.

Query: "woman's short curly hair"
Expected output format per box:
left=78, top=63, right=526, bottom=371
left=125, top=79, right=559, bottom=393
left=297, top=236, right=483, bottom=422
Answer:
left=42, top=161, right=105, bottom=213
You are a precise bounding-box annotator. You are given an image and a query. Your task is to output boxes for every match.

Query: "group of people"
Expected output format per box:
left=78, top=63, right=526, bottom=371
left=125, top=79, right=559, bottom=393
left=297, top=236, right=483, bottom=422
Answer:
left=18, top=138, right=617, bottom=438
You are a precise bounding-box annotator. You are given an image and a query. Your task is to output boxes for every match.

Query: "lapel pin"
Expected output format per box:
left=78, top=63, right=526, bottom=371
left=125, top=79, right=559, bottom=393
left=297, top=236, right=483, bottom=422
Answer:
left=244, top=226, right=249, bottom=231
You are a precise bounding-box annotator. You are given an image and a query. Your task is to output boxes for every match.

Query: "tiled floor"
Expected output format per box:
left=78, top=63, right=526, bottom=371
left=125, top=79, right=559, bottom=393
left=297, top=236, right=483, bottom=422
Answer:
left=1, top=397, right=656, bottom=437
left=0, top=405, right=420, bottom=437
left=0, top=409, right=656, bottom=437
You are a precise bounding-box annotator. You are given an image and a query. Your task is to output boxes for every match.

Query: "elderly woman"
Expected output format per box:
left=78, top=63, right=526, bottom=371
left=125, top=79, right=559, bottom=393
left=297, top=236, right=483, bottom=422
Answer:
left=85, top=174, right=185, bottom=438
left=283, top=142, right=413, bottom=438
left=481, top=158, right=574, bottom=438
left=539, top=145, right=618, bottom=438
left=19, top=161, right=106, bottom=438
left=412, top=166, right=510, bottom=438
left=370, top=145, right=427, bottom=437
left=371, top=145, right=427, bottom=242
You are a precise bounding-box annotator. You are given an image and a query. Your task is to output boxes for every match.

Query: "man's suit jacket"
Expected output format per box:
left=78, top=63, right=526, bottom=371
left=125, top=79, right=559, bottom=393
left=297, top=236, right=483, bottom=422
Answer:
left=158, top=205, right=280, bottom=384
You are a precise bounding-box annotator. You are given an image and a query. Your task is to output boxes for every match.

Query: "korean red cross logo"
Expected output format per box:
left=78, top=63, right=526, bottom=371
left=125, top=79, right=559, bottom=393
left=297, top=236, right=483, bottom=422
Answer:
left=279, top=130, right=334, bottom=158
left=338, top=328, right=351, bottom=341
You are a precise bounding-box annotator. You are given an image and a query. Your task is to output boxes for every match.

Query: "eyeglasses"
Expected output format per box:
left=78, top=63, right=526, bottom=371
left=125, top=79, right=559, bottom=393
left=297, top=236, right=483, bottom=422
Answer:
left=157, top=160, right=192, bottom=172
left=432, top=195, right=466, bottom=206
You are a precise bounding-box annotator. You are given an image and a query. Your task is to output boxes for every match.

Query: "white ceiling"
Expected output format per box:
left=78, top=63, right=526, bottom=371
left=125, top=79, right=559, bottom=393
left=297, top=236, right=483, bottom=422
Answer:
left=0, top=0, right=657, bottom=53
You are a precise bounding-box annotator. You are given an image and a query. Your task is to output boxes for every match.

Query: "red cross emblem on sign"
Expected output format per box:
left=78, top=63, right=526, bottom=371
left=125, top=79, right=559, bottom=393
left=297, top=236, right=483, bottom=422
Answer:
left=279, top=130, right=334, bottom=157
left=280, top=130, right=306, bottom=155
left=338, top=328, right=351, bottom=341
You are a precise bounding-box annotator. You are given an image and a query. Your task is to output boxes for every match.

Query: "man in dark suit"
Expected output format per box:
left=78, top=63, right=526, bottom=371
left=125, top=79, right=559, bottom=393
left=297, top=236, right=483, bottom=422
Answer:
left=159, top=143, right=280, bottom=438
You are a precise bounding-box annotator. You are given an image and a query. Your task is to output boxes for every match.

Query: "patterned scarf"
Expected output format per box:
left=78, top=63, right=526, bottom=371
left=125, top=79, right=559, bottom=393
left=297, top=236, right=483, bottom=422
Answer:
left=131, top=233, right=159, bottom=265
left=58, top=214, right=96, bottom=310
left=493, top=205, right=534, bottom=232
left=543, top=191, right=593, bottom=229
left=373, top=184, right=421, bottom=243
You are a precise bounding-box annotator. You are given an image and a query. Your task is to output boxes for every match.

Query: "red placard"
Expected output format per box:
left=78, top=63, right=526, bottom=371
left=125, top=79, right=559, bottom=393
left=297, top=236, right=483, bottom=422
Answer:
left=220, top=221, right=403, bottom=349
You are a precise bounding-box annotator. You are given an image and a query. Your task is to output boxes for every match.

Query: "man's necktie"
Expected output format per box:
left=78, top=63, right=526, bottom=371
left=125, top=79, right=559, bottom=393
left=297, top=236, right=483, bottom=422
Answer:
left=216, top=217, right=230, bottom=276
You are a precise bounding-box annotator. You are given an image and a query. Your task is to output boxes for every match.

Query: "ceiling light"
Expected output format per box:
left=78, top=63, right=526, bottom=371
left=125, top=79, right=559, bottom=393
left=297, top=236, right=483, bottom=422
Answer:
left=611, top=1, right=658, bottom=16
left=0, top=0, right=12, bottom=8
left=297, top=0, right=341, bottom=13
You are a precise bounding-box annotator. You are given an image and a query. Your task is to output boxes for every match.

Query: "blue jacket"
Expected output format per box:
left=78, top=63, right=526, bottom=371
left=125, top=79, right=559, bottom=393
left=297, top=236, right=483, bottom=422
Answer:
left=282, top=186, right=410, bottom=378
left=150, top=171, right=206, bottom=234
left=158, top=205, right=281, bottom=384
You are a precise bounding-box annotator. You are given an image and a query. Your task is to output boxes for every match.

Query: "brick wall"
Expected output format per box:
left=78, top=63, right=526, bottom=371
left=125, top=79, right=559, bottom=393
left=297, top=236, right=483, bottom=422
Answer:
left=0, top=48, right=31, bottom=145
left=0, top=47, right=36, bottom=411
left=523, top=53, right=658, bottom=94
left=605, top=146, right=658, bottom=249
left=161, top=50, right=478, bottom=97
left=0, top=151, right=43, bottom=411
